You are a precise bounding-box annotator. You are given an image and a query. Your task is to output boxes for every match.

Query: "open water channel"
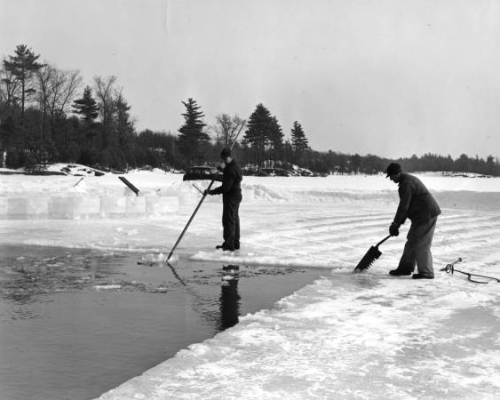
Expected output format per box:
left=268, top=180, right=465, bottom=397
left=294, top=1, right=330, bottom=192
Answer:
left=0, top=244, right=328, bottom=400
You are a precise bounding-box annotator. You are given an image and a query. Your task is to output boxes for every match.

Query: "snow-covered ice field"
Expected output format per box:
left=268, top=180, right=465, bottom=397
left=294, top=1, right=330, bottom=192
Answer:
left=1, top=168, right=500, bottom=399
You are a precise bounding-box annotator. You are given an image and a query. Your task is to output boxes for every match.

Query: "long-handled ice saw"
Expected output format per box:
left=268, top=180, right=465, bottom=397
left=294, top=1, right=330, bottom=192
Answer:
left=353, top=235, right=392, bottom=273
left=166, top=120, right=246, bottom=262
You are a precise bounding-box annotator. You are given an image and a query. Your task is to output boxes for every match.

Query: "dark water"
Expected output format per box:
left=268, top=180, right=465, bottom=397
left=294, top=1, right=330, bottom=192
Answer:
left=0, top=245, right=328, bottom=400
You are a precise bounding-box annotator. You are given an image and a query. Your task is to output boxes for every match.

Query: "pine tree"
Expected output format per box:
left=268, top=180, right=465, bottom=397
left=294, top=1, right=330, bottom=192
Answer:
left=291, top=121, right=309, bottom=164
left=177, top=98, right=209, bottom=165
left=72, top=86, right=99, bottom=123
left=113, top=91, right=134, bottom=150
left=3, top=45, right=44, bottom=128
left=243, top=103, right=274, bottom=167
left=268, top=116, right=284, bottom=165
left=72, top=86, right=99, bottom=152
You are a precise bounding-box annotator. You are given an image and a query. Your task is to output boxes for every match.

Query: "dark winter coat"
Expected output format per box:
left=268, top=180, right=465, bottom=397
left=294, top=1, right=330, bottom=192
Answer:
left=210, top=159, right=242, bottom=200
left=393, top=173, right=441, bottom=226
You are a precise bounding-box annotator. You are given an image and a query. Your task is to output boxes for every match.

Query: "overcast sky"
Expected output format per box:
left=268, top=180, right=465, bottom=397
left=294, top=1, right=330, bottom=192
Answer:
left=2, top=0, right=500, bottom=159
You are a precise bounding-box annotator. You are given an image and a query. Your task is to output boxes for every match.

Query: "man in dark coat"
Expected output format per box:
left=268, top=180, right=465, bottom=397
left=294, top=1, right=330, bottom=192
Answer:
left=386, top=163, right=441, bottom=279
left=205, top=148, right=242, bottom=251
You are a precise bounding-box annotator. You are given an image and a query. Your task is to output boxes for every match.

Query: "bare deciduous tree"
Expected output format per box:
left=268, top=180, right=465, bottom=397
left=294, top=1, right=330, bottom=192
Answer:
left=0, top=66, right=20, bottom=112
left=38, top=65, right=82, bottom=118
left=37, top=64, right=82, bottom=159
left=211, top=113, right=244, bottom=147
left=93, top=75, right=117, bottom=148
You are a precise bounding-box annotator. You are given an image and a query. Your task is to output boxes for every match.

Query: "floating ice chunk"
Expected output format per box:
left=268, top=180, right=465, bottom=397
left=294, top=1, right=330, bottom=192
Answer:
left=167, top=254, right=179, bottom=264
left=93, top=284, right=121, bottom=290
left=140, top=252, right=179, bottom=266
left=141, top=252, right=170, bottom=263
left=142, top=253, right=164, bottom=263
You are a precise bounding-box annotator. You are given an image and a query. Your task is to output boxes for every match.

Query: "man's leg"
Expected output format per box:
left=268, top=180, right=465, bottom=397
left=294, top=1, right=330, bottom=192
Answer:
left=234, top=201, right=240, bottom=250
left=390, top=222, right=421, bottom=275
left=395, top=237, right=417, bottom=274
left=222, top=198, right=238, bottom=251
left=414, top=217, right=437, bottom=277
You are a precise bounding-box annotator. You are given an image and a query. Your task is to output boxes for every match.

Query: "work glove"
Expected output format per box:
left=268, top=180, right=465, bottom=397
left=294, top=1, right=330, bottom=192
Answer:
left=389, top=223, right=399, bottom=237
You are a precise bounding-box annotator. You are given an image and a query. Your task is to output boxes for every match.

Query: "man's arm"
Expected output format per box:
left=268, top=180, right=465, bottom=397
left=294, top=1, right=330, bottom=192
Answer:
left=206, top=169, right=236, bottom=195
left=393, top=181, right=412, bottom=226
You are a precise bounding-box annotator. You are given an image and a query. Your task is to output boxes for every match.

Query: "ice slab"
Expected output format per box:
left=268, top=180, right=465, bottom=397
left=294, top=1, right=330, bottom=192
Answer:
left=1, top=194, right=179, bottom=220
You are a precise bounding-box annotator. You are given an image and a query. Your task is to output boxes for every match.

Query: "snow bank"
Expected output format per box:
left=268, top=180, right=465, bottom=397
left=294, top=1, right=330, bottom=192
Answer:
left=2, top=172, right=500, bottom=220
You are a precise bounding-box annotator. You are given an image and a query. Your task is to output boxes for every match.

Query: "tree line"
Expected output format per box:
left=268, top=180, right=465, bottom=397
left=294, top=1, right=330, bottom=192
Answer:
left=1, top=44, right=499, bottom=176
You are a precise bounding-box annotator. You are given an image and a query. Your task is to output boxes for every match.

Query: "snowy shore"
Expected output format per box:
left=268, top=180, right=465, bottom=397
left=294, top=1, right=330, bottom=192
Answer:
left=1, top=170, right=500, bottom=399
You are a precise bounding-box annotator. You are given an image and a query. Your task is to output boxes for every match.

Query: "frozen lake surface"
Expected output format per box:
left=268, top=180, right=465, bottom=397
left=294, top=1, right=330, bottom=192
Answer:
left=1, top=168, right=500, bottom=399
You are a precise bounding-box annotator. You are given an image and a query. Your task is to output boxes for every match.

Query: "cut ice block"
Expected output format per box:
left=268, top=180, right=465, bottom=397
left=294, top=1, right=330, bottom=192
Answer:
left=26, top=194, right=49, bottom=219
left=145, top=195, right=179, bottom=215
left=84, top=196, right=101, bottom=219
left=7, top=197, right=27, bottom=220
left=100, top=196, right=126, bottom=218
left=126, top=196, right=146, bottom=216
left=48, top=196, right=85, bottom=219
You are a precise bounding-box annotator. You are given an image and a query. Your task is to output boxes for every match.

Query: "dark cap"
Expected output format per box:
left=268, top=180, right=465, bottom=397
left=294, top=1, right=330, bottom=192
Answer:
left=220, top=148, right=232, bottom=159
left=386, top=162, right=402, bottom=177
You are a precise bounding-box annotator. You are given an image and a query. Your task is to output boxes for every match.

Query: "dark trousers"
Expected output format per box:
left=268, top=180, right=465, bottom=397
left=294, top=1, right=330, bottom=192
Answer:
left=397, top=216, right=438, bottom=277
left=222, top=196, right=241, bottom=250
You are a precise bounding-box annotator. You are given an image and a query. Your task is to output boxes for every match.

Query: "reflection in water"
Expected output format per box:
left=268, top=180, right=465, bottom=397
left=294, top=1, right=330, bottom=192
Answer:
left=218, top=265, right=241, bottom=330
left=166, top=261, right=187, bottom=286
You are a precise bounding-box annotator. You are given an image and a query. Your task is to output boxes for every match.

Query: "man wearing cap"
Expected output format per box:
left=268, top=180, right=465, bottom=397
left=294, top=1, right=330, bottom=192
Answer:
left=204, top=148, right=242, bottom=252
left=386, top=163, right=441, bottom=279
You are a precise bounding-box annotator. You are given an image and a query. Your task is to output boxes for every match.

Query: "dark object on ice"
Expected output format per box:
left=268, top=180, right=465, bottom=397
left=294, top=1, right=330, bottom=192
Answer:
left=261, top=168, right=289, bottom=177
left=119, top=176, right=139, bottom=196
left=441, top=258, right=500, bottom=284
left=389, top=269, right=412, bottom=276
left=73, top=177, right=85, bottom=187
left=183, top=166, right=223, bottom=182
left=353, top=235, right=391, bottom=273
left=412, top=274, right=434, bottom=279
left=216, top=243, right=240, bottom=251
left=205, top=155, right=242, bottom=252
